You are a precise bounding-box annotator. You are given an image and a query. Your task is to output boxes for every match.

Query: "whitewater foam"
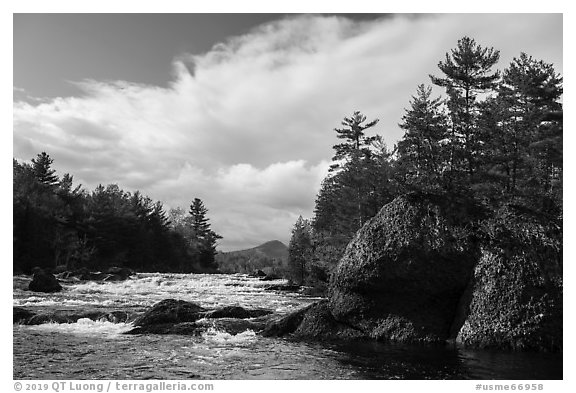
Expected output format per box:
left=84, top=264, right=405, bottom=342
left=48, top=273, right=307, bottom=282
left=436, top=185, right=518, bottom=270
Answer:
left=23, top=318, right=134, bottom=336
left=201, top=327, right=257, bottom=344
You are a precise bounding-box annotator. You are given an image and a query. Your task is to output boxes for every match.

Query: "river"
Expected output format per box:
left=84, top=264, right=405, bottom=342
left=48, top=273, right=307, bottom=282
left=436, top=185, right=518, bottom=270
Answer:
left=13, top=273, right=562, bottom=380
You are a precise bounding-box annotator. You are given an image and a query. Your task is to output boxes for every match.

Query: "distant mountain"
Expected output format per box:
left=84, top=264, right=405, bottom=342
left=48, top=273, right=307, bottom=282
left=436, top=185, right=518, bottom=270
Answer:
left=251, top=240, right=288, bottom=260
left=216, top=240, right=289, bottom=275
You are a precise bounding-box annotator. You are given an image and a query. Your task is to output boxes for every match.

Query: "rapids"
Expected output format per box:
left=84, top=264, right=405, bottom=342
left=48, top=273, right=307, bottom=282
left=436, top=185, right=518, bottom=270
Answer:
left=13, top=273, right=562, bottom=379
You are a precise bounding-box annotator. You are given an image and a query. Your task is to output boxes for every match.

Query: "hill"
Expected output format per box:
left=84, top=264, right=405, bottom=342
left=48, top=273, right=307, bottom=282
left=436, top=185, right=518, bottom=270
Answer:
left=216, top=240, right=289, bottom=276
left=251, top=240, right=288, bottom=260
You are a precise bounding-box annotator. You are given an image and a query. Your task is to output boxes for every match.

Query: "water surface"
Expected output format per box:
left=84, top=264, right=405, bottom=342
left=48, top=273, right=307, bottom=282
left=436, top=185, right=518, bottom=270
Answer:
left=13, top=273, right=562, bottom=380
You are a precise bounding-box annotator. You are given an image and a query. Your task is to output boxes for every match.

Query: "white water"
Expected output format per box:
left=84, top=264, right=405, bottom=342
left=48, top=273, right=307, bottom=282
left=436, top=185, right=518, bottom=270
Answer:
left=13, top=273, right=318, bottom=312
left=25, top=318, right=134, bottom=336
left=13, top=273, right=563, bottom=380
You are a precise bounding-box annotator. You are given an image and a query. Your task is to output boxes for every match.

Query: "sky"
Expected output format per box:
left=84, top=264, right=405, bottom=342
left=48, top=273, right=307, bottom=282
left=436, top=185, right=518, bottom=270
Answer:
left=12, top=13, right=563, bottom=251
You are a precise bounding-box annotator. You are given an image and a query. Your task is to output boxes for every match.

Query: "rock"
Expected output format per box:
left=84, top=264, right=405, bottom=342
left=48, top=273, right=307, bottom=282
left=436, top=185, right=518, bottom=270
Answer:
left=300, top=286, right=327, bottom=297
left=131, top=299, right=206, bottom=327
left=455, top=209, right=562, bottom=351
left=105, top=267, right=134, bottom=280
left=28, top=269, right=62, bottom=293
left=251, top=270, right=267, bottom=278
left=126, top=300, right=274, bottom=335
left=52, top=265, right=69, bottom=274
left=203, top=306, right=272, bottom=319
left=13, top=307, right=36, bottom=324
left=261, top=301, right=365, bottom=340
left=261, top=303, right=316, bottom=337
left=104, top=311, right=130, bottom=323
left=328, top=192, right=483, bottom=344
left=126, top=322, right=201, bottom=335
left=196, top=318, right=265, bottom=335
left=294, top=301, right=365, bottom=340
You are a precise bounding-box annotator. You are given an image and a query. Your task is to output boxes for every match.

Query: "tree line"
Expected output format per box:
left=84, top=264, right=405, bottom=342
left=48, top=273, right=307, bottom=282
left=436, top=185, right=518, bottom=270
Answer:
left=13, top=154, right=221, bottom=274
left=287, top=37, right=562, bottom=289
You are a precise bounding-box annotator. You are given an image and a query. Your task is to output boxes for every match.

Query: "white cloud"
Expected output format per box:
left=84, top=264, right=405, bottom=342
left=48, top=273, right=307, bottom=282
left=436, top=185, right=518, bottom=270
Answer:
left=12, top=14, right=562, bottom=250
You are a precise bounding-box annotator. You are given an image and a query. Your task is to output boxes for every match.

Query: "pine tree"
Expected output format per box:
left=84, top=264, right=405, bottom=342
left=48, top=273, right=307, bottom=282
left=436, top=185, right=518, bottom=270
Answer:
left=188, top=198, right=222, bottom=270
left=189, top=198, right=211, bottom=239
left=397, top=84, right=450, bottom=190
left=483, top=53, right=563, bottom=212
left=330, top=111, right=379, bottom=172
left=430, top=36, right=500, bottom=183
left=31, top=152, right=59, bottom=187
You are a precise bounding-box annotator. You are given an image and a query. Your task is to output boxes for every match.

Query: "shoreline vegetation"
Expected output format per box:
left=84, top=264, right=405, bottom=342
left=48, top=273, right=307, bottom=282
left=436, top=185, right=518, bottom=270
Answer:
left=14, top=37, right=562, bottom=352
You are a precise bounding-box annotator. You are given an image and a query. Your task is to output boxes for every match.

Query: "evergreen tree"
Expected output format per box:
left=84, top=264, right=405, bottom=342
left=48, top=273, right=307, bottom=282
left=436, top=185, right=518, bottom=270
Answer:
left=31, top=152, right=59, bottom=187
left=480, top=53, right=562, bottom=213
left=397, top=84, right=450, bottom=190
left=330, top=111, right=379, bottom=172
left=430, top=36, right=500, bottom=183
left=189, top=198, right=210, bottom=239
left=311, top=113, right=396, bottom=281
left=189, top=198, right=222, bottom=270
left=288, top=216, right=313, bottom=285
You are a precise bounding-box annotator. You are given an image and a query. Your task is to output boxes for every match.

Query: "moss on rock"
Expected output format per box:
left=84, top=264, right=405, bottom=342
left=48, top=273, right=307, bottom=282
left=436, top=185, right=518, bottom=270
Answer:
left=456, top=208, right=562, bottom=351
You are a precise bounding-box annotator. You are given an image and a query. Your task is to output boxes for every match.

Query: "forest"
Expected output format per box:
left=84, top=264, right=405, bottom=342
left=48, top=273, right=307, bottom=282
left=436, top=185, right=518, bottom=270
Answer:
left=286, top=37, right=562, bottom=289
left=13, top=37, right=562, bottom=282
left=13, top=156, right=221, bottom=274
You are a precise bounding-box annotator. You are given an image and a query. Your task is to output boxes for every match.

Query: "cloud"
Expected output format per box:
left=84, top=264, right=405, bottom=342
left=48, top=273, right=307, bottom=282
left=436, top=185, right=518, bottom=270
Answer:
left=13, top=14, right=562, bottom=250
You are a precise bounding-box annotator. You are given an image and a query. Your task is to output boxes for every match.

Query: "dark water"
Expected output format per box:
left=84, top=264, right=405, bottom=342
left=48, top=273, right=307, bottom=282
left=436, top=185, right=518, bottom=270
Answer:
left=13, top=273, right=562, bottom=380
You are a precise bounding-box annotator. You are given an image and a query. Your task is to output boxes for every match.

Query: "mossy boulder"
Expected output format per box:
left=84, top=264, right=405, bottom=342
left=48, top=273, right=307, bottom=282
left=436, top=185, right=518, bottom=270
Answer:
left=328, top=192, right=482, bottom=343
left=262, top=196, right=562, bottom=351
left=456, top=208, right=562, bottom=351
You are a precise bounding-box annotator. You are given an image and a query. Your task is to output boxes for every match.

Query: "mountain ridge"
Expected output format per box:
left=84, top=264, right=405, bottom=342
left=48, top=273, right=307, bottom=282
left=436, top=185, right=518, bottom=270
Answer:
left=216, top=240, right=289, bottom=275
left=222, top=240, right=288, bottom=260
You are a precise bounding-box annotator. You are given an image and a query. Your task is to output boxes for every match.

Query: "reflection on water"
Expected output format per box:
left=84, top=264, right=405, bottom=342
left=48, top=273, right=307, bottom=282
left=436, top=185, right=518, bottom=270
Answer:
left=13, top=273, right=562, bottom=380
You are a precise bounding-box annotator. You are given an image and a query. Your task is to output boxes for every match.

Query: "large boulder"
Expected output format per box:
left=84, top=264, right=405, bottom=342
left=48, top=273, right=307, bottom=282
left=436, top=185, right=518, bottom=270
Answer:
left=328, top=192, right=483, bottom=343
left=28, top=269, right=62, bottom=293
left=455, top=208, right=562, bottom=351
left=261, top=194, right=562, bottom=351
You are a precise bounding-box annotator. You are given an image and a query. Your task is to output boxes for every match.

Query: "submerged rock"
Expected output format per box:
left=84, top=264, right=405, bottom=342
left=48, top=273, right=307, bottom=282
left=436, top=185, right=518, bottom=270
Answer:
left=13, top=307, right=36, bottom=324
left=203, top=305, right=272, bottom=319
left=196, top=317, right=266, bottom=335
left=126, top=322, right=201, bottom=335
left=28, top=269, right=62, bottom=293
left=265, top=284, right=301, bottom=292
